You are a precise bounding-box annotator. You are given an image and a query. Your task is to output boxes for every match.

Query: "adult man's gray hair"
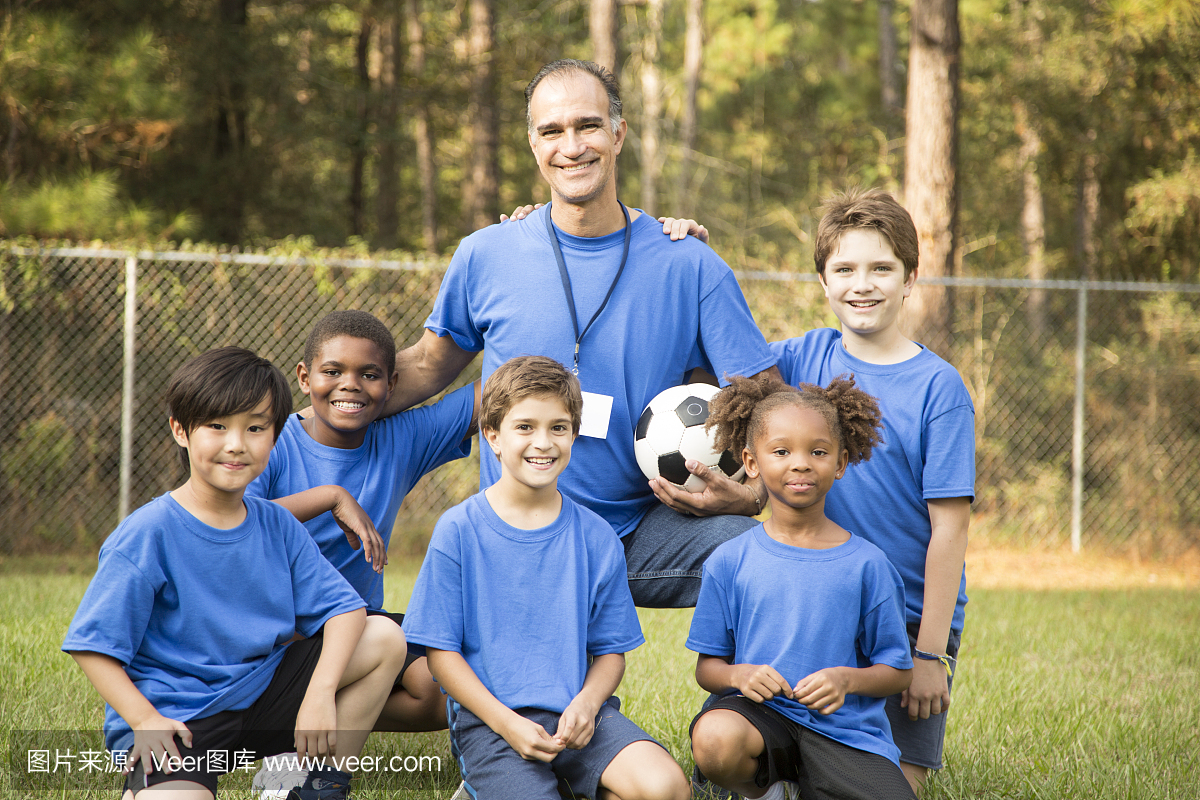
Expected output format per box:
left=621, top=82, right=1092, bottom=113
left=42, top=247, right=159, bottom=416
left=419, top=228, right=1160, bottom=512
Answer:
left=524, top=59, right=623, bottom=134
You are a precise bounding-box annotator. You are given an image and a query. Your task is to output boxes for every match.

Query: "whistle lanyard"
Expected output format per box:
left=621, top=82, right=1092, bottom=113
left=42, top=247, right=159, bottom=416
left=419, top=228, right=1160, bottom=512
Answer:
left=544, top=201, right=632, bottom=375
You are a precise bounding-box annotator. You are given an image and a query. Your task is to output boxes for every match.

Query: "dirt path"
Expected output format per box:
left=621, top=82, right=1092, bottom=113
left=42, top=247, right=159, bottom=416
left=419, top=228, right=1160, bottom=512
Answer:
left=967, top=543, right=1200, bottom=590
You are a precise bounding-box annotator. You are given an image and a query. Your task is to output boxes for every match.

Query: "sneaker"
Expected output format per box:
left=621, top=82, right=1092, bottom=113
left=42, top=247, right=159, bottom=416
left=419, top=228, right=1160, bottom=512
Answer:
left=449, top=781, right=471, bottom=799
left=252, top=755, right=308, bottom=799
left=691, top=765, right=732, bottom=800
left=758, top=781, right=800, bottom=800
left=285, top=769, right=352, bottom=800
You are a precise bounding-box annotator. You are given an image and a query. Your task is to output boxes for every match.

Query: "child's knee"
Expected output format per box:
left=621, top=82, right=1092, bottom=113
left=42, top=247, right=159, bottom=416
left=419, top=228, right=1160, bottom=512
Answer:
left=358, top=614, right=408, bottom=667
left=602, top=741, right=689, bottom=800
left=640, top=763, right=690, bottom=800
left=690, top=711, right=749, bottom=773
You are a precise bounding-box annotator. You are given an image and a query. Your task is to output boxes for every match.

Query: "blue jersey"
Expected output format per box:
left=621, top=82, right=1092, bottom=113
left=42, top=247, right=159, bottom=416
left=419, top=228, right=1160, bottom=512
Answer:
left=426, top=206, right=775, bottom=537
left=403, top=492, right=644, bottom=714
left=771, top=329, right=975, bottom=632
left=62, top=494, right=364, bottom=753
left=247, top=385, right=473, bottom=609
left=687, top=525, right=912, bottom=765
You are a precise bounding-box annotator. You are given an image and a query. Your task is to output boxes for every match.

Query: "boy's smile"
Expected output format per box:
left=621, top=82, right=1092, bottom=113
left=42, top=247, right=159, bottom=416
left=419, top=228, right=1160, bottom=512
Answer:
left=820, top=228, right=916, bottom=345
left=298, top=334, right=398, bottom=449
left=484, top=394, right=576, bottom=496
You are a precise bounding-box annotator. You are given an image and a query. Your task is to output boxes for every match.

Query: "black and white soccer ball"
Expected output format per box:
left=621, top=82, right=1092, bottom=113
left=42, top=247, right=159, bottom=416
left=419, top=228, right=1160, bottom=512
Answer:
left=634, top=383, right=746, bottom=493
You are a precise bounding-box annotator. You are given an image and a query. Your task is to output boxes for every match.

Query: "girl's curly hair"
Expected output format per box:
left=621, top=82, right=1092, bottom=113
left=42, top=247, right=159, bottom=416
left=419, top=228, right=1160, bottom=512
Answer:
left=706, top=372, right=883, bottom=465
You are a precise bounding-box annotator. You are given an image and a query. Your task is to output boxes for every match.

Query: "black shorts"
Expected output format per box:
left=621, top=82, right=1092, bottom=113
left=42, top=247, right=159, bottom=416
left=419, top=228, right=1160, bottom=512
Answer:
left=365, top=609, right=420, bottom=689
left=691, top=696, right=915, bottom=800
left=124, top=634, right=325, bottom=795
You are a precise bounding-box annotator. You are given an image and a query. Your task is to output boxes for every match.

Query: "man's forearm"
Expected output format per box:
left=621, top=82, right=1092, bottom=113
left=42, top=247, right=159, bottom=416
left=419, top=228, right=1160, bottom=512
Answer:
left=384, top=329, right=476, bottom=417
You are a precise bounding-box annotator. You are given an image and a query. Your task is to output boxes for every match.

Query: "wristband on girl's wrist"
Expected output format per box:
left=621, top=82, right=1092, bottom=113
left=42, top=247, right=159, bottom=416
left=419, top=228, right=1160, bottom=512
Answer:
left=914, top=649, right=956, bottom=677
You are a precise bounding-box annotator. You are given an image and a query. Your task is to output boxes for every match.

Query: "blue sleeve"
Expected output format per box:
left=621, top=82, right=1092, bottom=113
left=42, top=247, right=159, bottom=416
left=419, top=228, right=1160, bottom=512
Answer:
left=402, top=528, right=465, bottom=655
left=425, top=242, right=486, bottom=354
left=770, top=330, right=837, bottom=387
left=858, top=559, right=913, bottom=671
left=381, top=384, right=474, bottom=482
left=699, top=269, right=775, bottom=386
left=281, top=512, right=366, bottom=637
left=62, top=551, right=156, bottom=664
left=685, top=560, right=736, bottom=657
left=922, top=405, right=976, bottom=501
left=586, top=537, right=644, bottom=657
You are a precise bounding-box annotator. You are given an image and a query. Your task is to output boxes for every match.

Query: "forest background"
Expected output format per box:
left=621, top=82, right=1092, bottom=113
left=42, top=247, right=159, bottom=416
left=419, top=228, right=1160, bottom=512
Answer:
left=3, top=0, right=1197, bottom=280
left=2, top=0, right=1200, bottom=559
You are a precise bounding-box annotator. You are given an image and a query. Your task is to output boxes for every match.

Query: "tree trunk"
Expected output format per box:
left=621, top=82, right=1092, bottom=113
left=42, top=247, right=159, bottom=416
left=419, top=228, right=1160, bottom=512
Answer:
left=406, top=0, right=439, bottom=253
left=349, top=13, right=373, bottom=239
left=902, top=0, right=959, bottom=354
left=639, top=0, right=662, bottom=218
left=677, top=0, right=703, bottom=216
left=1015, top=98, right=1046, bottom=335
left=375, top=3, right=403, bottom=249
left=878, top=0, right=901, bottom=135
left=463, top=0, right=498, bottom=231
left=1012, top=0, right=1046, bottom=336
left=1077, top=131, right=1100, bottom=279
left=213, top=0, right=249, bottom=242
left=590, top=0, right=619, bottom=80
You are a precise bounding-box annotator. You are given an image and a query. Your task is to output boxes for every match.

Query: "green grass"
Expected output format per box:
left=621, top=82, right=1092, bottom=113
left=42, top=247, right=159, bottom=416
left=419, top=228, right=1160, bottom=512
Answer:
left=3, top=558, right=1198, bottom=798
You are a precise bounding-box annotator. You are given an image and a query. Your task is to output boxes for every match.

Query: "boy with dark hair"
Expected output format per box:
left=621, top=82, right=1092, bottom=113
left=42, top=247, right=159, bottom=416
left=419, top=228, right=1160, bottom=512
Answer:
left=769, top=188, right=975, bottom=794
left=245, top=310, right=477, bottom=794
left=63, top=346, right=405, bottom=800
left=404, top=355, right=690, bottom=800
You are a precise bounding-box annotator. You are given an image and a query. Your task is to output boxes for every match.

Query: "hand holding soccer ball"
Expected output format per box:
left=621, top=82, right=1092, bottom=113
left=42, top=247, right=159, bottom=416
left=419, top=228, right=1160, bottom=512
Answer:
left=634, top=384, right=746, bottom=493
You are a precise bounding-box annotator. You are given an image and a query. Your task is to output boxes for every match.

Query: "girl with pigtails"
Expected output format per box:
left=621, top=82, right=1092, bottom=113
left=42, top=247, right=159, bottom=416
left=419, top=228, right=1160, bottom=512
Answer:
left=686, top=373, right=918, bottom=800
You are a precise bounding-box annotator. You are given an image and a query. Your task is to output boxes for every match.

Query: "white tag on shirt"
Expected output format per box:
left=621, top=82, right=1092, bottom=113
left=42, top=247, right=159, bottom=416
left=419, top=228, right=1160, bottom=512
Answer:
left=579, top=392, right=614, bottom=439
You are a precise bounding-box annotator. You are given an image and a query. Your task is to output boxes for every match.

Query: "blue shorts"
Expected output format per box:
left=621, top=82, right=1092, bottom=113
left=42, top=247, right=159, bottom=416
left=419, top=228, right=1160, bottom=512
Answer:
left=884, top=624, right=962, bottom=770
left=449, top=697, right=661, bottom=799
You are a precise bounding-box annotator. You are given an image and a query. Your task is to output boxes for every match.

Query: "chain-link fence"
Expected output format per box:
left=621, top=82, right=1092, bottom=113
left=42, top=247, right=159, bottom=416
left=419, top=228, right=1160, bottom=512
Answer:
left=3, top=246, right=1199, bottom=557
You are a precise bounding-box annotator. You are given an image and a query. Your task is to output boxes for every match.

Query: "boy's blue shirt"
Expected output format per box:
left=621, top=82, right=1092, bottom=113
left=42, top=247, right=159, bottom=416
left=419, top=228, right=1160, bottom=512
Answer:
left=62, top=494, right=364, bottom=754
left=403, top=491, right=644, bottom=715
left=425, top=206, right=775, bottom=538
left=686, top=524, right=912, bottom=766
left=246, top=384, right=474, bottom=610
left=770, top=329, right=975, bottom=632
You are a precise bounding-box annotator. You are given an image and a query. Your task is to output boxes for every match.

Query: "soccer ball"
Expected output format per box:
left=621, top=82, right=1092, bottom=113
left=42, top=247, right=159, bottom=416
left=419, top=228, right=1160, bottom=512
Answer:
left=634, top=383, right=745, bottom=493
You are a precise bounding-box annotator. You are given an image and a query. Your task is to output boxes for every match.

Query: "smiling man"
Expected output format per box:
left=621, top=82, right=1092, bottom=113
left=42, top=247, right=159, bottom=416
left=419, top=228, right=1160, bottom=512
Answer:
left=387, top=59, right=778, bottom=608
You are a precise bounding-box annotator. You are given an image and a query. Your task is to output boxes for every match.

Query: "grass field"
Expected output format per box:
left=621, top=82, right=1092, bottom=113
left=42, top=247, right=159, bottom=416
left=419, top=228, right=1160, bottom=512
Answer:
left=2, top=553, right=1198, bottom=799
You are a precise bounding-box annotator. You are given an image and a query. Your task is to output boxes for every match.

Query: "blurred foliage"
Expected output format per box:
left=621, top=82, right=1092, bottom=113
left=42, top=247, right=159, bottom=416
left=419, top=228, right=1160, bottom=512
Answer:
left=0, top=0, right=1195, bottom=281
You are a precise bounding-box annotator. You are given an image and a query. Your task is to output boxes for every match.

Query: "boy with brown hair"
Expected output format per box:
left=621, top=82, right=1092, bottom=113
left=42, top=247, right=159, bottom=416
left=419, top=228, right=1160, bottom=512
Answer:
left=403, top=355, right=689, bottom=800
left=769, top=188, right=975, bottom=794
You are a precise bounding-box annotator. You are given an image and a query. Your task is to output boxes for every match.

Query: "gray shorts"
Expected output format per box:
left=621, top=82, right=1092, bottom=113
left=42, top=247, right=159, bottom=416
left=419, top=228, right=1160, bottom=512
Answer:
left=884, top=624, right=962, bottom=770
left=449, top=697, right=661, bottom=799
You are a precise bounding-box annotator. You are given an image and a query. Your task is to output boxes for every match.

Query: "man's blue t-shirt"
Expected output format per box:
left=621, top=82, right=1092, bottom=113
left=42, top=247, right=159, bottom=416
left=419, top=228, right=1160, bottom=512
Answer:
left=62, top=494, right=364, bottom=753
left=425, top=205, right=775, bottom=537
left=403, top=492, right=645, bottom=714
left=771, top=329, right=975, bottom=632
left=246, top=384, right=473, bottom=610
left=686, top=525, right=912, bottom=765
